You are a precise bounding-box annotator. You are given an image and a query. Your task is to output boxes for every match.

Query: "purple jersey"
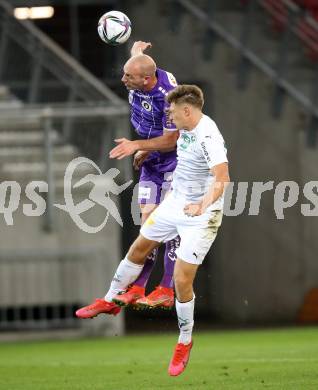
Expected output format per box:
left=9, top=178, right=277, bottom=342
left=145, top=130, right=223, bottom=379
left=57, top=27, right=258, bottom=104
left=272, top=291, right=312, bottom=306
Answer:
left=128, top=68, right=178, bottom=205
left=128, top=68, right=178, bottom=174
left=129, top=68, right=178, bottom=138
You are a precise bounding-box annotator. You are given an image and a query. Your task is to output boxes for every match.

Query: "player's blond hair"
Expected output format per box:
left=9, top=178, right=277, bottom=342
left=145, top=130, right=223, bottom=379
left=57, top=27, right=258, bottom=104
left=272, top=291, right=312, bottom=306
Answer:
left=166, top=84, right=204, bottom=109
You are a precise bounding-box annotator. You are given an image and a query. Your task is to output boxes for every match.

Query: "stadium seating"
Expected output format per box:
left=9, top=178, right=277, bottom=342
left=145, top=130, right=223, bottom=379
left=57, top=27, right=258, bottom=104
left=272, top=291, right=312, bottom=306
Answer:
left=262, top=0, right=288, bottom=33
left=294, top=0, right=318, bottom=18
left=297, top=16, right=318, bottom=62
left=240, top=0, right=318, bottom=62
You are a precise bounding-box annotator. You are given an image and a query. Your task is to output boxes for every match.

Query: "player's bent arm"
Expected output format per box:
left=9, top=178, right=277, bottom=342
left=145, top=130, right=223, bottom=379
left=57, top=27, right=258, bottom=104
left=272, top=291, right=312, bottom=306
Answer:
left=137, top=131, right=179, bottom=151
left=159, top=129, right=179, bottom=152
left=201, top=162, right=230, bottom=212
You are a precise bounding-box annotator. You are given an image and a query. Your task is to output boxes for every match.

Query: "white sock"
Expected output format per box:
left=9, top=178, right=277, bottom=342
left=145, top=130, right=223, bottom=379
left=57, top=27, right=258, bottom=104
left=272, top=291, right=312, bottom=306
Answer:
left=176, top=295, right=195, bottom=345
left=105, top=256, right=143, bottom=301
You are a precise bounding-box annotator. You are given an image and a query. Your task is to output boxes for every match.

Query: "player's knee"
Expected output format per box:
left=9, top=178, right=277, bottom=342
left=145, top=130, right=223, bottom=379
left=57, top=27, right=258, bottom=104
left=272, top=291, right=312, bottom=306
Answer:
left=174, top=273, right=191, bottom=292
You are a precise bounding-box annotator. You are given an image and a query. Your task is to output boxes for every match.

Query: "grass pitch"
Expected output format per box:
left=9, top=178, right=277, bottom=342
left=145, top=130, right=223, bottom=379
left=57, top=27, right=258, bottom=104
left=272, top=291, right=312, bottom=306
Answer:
left=0, top=327, right=317, bottom=389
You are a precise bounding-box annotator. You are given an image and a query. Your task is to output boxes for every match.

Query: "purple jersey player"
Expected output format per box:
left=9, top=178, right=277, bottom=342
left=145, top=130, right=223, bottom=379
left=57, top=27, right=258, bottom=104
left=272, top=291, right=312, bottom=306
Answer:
left=112, top=42, right=180, bottom=309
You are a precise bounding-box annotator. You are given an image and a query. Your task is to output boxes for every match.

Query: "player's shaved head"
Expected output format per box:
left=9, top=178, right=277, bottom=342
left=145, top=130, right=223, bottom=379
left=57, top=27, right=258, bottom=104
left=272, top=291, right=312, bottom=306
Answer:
left=122, top=54, right=158, bottom=91
left=124, top=54, right=156, bottom=77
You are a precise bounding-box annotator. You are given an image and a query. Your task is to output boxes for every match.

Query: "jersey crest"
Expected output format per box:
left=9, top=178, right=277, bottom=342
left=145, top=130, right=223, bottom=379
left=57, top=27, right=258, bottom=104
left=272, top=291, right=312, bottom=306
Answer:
left=180, top=133, right=196, bottom=150
left=141, top=100, right=152, bottom=112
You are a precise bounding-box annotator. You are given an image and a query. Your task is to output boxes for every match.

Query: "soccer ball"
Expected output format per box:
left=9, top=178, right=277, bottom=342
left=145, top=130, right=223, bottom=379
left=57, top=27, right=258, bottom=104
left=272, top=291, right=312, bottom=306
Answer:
left=97, top=11, right=131, bottom=46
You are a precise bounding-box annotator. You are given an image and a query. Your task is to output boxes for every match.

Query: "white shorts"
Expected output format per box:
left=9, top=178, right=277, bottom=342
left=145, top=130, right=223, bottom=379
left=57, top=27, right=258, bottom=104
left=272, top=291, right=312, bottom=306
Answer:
left=140, top=192, right=223, bottom=265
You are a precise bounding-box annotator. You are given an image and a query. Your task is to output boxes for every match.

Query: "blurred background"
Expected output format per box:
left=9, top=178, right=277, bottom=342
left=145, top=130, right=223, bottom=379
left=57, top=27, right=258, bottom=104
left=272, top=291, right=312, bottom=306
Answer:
left=0, top=0, right=317, bottom=341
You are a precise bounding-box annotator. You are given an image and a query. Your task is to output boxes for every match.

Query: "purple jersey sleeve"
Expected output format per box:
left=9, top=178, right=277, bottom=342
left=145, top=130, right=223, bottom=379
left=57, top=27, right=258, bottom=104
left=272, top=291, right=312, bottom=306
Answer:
left=160, top=71, right=178, bottom=132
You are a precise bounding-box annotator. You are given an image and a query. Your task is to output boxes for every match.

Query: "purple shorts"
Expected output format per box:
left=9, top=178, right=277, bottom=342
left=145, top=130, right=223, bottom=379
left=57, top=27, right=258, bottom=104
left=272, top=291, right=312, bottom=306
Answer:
left=138, top=151, right=177, bottom=205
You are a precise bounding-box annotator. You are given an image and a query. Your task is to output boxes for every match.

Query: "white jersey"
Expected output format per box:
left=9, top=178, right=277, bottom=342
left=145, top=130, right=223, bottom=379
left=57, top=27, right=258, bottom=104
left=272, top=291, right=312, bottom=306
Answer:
left=171, top=114, right=228, bottom=209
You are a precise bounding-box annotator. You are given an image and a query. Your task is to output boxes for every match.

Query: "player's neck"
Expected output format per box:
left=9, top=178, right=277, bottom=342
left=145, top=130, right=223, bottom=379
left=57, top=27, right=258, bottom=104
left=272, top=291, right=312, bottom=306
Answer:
left=143, top=76, right=158, bottom=92
left=184, top=113, right=203, bottom=131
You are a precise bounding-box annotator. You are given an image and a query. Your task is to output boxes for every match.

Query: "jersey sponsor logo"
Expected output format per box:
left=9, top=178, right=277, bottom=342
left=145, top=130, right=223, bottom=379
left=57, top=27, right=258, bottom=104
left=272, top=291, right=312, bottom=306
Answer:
left=159, top=86, right=168, bottom=96
left=164, top=107, right=174, bottom=128
left=136, top=92, right=151, bottom=99
left=180, top=133, right=196, bottom=150
left=141, top=100, right=152, bottom=111
left=201, top=141, right=211, bottom=162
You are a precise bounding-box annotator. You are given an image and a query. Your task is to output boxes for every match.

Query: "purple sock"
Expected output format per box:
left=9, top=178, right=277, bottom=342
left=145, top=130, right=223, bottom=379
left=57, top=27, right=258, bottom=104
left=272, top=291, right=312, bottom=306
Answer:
left=134, top=248, right=158, bottom=288
left=160, top=236, right=180, bottom=288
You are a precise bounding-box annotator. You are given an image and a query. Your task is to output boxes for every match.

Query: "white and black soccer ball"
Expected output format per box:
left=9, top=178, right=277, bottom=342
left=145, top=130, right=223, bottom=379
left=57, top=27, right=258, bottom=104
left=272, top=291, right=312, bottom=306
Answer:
left=97, top=11, right=131, bottom=46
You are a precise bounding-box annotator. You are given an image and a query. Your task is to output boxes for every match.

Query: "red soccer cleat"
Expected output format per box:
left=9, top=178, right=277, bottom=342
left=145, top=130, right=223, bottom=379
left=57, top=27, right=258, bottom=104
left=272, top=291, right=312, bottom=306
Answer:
left=168, top=341, right=193, bottom=376
left=135, top=286, right=174, bottom=309
left=75, top=298, right=121, bottom=319
left=112, top=285, right=145, bottom=307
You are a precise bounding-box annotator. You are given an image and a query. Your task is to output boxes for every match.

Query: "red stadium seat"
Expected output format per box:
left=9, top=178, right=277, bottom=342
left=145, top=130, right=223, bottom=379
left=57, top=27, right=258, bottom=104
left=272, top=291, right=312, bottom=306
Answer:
left=298, top=0, right=318, bottom=11
left=297, top=16, right=318, bottom=61
left=262, top=0, right=288, bottom=33
left=294, top=0, right=318, bottom=19
left=245, top=0, right=318, bottom=61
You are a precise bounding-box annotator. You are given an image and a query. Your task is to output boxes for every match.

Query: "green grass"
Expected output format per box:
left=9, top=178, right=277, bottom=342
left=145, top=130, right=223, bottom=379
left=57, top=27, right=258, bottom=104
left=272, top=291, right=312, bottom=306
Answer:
left=0, top=327, right=318, bottom=389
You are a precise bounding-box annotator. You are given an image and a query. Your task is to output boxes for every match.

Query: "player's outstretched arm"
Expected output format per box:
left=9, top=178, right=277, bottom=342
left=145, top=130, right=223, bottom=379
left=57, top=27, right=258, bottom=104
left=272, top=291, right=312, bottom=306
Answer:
left=130, top=41, right=152, bottom=56
left=109, top=131, right=179, bottom=160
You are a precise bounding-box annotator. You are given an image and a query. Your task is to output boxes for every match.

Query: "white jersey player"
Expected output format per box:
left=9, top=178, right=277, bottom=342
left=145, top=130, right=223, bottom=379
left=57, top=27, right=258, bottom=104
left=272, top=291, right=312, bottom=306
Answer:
left=77, top=85, right=230, bottom=377
left=141, top=113, right=227, bottom=265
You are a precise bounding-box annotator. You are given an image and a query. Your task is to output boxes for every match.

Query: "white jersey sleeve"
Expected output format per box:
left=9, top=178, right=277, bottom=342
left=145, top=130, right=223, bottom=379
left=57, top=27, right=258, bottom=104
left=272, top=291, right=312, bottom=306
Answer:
left=199, top=120, right=228, bottom=169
